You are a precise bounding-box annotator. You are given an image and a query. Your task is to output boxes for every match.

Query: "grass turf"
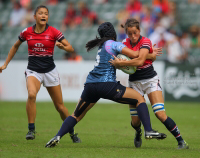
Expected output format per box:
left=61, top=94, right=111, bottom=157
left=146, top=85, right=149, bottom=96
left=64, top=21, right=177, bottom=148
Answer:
left=0, top=102, right=199, bottom=158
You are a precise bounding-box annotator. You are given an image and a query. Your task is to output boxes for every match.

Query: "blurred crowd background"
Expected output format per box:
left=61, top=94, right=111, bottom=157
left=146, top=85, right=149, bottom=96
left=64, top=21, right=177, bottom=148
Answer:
left=0, top=0, right=200, bottom=64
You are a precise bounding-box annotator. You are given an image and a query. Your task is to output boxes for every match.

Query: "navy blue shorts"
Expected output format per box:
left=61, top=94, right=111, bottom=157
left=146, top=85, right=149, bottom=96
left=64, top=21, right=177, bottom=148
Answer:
left=81, top=82, right=126, bottom=103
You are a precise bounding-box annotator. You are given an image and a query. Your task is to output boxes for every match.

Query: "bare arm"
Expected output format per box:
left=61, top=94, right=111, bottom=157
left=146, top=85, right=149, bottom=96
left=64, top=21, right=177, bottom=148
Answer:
left=121, top=47, right=139, bottom=58
left=0, top=39, right=22, bottom=73
left=147, top=53, right=156, bottom=61
left=109, top=48, right=149, bottom=67
left=56, top=39, right=74, bottom=53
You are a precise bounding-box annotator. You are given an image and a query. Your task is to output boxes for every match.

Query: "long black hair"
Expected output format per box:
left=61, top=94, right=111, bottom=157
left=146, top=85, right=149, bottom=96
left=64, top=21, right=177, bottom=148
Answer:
left=86, top=22, right=117, bottom=52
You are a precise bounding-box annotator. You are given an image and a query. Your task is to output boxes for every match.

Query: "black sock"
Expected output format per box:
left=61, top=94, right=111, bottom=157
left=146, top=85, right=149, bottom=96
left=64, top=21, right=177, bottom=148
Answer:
left=28, top=123, right=35, bottom=131
left=136, top=103, right=152, bottom=131
left=163, top=117, right=183, bottom=142
left=56, top=116, right=77, bottom=138
left=131, top=122, right=141, bottom=133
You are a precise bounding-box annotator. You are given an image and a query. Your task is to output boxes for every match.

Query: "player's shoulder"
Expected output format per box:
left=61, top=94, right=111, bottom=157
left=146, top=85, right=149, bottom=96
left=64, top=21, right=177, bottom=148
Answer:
left=122, top=38, right=130, bottom=44
left=20, top=26, right=33, bottom=35
left=48, top=25, right=61, bottom=32
left=141, top=36, right=151, bottom=43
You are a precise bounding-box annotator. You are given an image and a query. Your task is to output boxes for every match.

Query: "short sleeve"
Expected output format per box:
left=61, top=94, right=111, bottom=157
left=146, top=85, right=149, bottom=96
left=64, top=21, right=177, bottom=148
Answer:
left=122, top=38, right=127, bottom=44
left=53, top=28, right=65, bottom=42
left=18, top=28, right=27, bottom=42
left=105, top=40, right=126, bottom=56
left=140, top=38, right=152, bottom=50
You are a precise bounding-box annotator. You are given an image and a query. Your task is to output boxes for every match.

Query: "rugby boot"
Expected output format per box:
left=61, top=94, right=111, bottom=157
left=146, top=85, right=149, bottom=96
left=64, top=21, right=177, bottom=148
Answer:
left=177, top=140, right=189, bottom=149
left=45, top=136, right=60, bottom=148
left=145, top=130, right=167, bottom=140
left=26, top=130, right=35, bottom=140
left=70, top=133, right=81, bottom=143
left=134, top=129, right=142, bottom=148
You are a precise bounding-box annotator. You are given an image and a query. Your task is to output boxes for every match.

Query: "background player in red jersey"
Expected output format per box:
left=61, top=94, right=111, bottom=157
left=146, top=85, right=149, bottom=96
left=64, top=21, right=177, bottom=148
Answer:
left=0, top=5, right=81, bottom=143
left=109, top=18, right=188, bottom=149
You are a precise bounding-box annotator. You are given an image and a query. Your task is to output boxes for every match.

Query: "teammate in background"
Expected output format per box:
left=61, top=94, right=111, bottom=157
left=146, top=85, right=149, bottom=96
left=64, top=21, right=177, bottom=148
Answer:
left=45, top=22, right=166, bottom=148
left=109, top=18, right=189, bottom=149
left=0, top=5, right=81, bottom=143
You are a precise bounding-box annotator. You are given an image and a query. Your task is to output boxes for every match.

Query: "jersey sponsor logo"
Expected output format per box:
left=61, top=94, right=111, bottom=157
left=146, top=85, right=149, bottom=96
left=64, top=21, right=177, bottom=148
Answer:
left=35, top=43, right=44, bottom=47
left=32, top=43, right=46, bottom=52
left=32, top=48, right=46, bottom=52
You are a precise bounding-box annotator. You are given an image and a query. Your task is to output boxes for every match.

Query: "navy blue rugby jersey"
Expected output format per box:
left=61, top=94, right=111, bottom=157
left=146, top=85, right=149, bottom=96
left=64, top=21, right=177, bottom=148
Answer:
left=85, top=40, right=126, bottom=84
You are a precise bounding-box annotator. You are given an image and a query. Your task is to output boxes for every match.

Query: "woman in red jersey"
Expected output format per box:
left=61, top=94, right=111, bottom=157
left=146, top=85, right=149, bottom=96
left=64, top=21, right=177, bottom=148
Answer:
left=0, top=5, right=81, bottom=143
left=109, top=18, right=188, bottom=149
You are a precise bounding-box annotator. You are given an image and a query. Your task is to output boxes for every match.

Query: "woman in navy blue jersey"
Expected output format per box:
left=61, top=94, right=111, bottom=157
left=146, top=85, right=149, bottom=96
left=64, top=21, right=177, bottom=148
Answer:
left=45, top=22, right=166, bottom=148
left=0, top=5, right=80, bottom=143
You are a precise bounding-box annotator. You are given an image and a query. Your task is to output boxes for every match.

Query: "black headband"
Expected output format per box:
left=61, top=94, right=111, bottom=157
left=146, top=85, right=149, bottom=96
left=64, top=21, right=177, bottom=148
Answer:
left=98, top=22, right=117, bottom=39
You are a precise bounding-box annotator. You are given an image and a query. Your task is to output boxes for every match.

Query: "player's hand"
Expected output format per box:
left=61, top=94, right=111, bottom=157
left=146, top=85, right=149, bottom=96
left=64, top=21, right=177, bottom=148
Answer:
left=56, top=42, right=65, bottom=50
left=0, top=64, right=7, bottom=73
left=109, top=55, right=125, bottom=69
left=152, top=44, right=163, bottom=56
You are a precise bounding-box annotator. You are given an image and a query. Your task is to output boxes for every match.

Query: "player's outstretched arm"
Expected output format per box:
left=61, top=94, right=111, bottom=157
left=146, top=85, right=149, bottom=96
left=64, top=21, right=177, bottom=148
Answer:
left=56, top=39, right=74, bottom=53
left=0, top=40, right=22, bottom=73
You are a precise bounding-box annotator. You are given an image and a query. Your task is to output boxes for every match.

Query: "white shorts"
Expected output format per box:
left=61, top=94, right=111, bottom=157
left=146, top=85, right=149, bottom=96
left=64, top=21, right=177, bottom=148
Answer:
left=25, top=68, right=60, bottom=87
left=128, top=75, right=162, bottom=96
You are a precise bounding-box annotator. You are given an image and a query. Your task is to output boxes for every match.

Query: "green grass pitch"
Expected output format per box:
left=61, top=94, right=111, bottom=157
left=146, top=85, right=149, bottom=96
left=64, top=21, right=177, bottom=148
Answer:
left=0, top=101, right=199, bottom=158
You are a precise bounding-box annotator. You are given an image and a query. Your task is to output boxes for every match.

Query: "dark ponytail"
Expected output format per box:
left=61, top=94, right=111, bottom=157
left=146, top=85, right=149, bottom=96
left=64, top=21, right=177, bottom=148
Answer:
left=86, top=36, right=112, bottom=52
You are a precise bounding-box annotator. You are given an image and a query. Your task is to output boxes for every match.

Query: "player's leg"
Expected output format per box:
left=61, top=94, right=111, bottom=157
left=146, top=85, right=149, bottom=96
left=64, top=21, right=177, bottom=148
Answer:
left=44, top=67, right=81, bottom=143
left=102, top=82, right=166, bottom=140
left=45, top=99, right=97, bottom=148
left=127, top=81, right=143, bottom=147
left=45, top=83, right=99, bottom=147
left=26, top=76, right=41, bottom=140
left=129, top=104, right=142, bottom=148
left=46, top=85, right=81, bottom=143
left=148, top=90, right=189, bottom=149
left=121, top=87, right=166, bottom=139
left=46, top=85, right=69, bottom=120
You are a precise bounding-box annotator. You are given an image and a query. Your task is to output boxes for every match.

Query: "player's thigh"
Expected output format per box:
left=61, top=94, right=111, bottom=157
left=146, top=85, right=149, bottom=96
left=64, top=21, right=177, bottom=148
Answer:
left=145, top=76, right=163, bottom=105
left=43, top=68, right=60, bottom=87
left=123, top=87, right=145, bottom=105
left=46, top=85, right=63, bottom=106
left=26, top=76, right=41, bottom=96
left=148, top=91, right=164, bottom=105
left=73, top=83, right=99, bottom=122
left=72, top=99, right=96, bottom=122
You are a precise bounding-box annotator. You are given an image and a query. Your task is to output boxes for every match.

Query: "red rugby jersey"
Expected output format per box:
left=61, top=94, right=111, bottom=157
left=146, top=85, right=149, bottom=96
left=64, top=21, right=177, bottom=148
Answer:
left=18, top=24, right=65, bottom=73
left=122, top=36, right=153, bottom=70
left=19, top=24, right=64, bottom=57
left=122, top=36, right=157, bottom=81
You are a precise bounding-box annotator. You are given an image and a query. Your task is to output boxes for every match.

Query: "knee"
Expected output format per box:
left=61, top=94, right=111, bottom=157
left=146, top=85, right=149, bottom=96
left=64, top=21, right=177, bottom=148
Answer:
left=28, top=91, right=37, bottom=102
left=55, top=103, right=66, bottom=113
left=71, top=113, right=80, bottom=122
left=136, top=97, right=145, bottom=105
